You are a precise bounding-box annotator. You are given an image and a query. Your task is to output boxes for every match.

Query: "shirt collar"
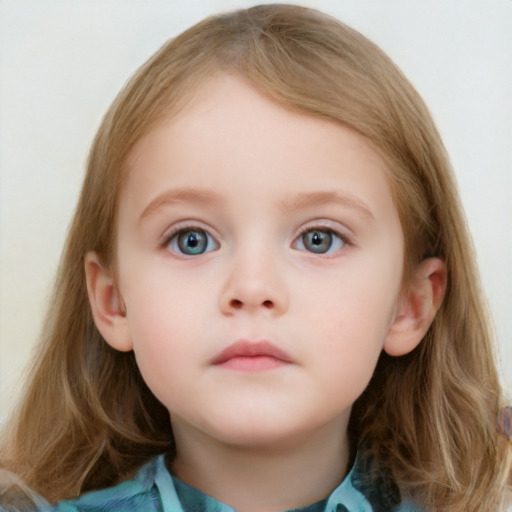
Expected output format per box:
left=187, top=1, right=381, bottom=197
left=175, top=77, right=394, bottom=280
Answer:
left=152, top=447, right=402, bottom=512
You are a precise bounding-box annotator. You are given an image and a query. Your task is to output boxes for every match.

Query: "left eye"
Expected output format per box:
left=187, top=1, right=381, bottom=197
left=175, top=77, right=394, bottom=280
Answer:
left=294, top=228, right=345, bottom=254
left=166, top=228, right=218, bottom=256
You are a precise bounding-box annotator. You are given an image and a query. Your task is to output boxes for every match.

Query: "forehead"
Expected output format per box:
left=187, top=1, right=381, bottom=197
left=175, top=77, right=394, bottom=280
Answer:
left=121, top=73, right=397, bottom=223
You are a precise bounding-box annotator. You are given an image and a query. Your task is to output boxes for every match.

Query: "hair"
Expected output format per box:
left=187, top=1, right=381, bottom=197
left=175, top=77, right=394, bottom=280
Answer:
left=1, top=4, right=511, bottom=510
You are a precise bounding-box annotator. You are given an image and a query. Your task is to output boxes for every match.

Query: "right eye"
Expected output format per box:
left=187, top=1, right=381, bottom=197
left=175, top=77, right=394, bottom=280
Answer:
left=165, top=228, right=219, bottom=256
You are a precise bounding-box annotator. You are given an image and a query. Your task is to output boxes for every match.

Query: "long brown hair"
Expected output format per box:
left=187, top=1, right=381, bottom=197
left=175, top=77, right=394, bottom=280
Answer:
left=1, top=5, right=510, bottom=510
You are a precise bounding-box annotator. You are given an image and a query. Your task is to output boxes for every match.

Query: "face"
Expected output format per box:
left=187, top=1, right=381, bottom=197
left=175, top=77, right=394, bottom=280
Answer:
left=114, top=74, right=405, bottom=449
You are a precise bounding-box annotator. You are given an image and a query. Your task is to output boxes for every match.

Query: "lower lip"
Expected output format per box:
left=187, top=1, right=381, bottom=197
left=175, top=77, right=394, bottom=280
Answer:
left=216, top=356, right=288, bottom=372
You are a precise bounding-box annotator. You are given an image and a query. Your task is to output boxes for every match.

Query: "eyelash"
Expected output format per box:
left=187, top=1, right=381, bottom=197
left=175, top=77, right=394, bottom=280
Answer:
left=159, top=222, right=352, bottom=257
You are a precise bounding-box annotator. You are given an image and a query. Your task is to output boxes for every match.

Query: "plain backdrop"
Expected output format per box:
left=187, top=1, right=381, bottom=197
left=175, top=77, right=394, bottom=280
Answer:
left=1, top=0, right=511, bottom=422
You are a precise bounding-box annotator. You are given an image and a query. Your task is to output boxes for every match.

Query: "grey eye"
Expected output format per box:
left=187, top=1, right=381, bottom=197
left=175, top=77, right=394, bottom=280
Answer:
left=295, top=229, right=344, bottom=254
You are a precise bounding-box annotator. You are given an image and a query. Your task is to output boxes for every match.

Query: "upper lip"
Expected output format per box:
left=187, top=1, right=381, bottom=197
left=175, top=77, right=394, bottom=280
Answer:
left=211, top=340, right=293, bottom=365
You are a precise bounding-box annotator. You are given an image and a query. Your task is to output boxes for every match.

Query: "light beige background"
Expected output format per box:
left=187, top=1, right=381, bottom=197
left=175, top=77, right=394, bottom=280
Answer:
left=1, top=0, right=511, bottom=423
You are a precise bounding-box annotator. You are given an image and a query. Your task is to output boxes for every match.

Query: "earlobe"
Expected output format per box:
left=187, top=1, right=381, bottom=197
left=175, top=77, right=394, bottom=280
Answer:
left=84, top=252, right=133, bottom=352
left=384, top=257, right=447, bottom=357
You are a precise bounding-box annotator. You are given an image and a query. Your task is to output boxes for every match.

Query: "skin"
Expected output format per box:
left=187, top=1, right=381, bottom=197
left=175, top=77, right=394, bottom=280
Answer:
left=86, top=74, right=446, bottom=512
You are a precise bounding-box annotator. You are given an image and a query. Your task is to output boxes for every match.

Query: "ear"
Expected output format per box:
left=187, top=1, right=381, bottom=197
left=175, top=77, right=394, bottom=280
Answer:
left=84, top=252, right=133, bottom=352
left=384, top=257, right=447, bottom=357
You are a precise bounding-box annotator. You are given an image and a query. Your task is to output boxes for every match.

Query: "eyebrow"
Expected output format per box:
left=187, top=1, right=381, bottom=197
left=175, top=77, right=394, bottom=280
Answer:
left=139, top=187, right=223, bottom=221
left=139, top=187, right=374, bottom=221
left=278, top=191, right=375, bottom=220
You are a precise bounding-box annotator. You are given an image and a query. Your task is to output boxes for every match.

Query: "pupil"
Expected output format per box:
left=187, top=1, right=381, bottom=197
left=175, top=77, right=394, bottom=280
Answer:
left=187, top=233, right=199, bottom=247
left=312, top=232, right=323, bottom=245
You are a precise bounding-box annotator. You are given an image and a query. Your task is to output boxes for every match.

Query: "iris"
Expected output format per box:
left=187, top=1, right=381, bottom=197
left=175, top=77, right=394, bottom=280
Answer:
left=303, top=230, right=332, bottom=253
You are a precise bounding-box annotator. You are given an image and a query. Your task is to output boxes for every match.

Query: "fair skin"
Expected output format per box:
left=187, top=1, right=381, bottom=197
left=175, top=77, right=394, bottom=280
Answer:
left=86, top=74, right=446, bottom=512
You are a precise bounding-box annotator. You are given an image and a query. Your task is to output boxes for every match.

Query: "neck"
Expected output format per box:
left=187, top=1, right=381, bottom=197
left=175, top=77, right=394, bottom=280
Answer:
left=170, top=418, right=351, bottom=512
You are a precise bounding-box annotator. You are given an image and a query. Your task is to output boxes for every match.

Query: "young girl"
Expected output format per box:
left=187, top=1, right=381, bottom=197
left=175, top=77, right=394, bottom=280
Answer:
left=1, top=4, right=511, bottom=511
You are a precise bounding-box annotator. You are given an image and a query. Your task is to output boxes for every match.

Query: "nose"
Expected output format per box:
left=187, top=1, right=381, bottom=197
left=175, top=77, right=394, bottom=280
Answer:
left=218, top=247, right=289, bottom=317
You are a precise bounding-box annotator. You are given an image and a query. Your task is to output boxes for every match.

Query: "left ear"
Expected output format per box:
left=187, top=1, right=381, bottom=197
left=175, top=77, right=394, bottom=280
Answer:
left=384, top=257, right=447, bottom=356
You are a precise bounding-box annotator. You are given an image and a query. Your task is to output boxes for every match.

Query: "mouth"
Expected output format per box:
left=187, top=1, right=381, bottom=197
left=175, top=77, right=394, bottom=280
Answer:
left=211, top=340, right=293, bottom=372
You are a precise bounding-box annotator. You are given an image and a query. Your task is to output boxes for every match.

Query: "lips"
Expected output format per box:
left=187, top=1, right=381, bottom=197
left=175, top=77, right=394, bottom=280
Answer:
left=211, top=340, right=292, bottom=371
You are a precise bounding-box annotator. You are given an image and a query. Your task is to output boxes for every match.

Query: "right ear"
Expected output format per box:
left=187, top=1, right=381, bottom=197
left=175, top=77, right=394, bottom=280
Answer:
left=84, top=252, right=133, bottom=352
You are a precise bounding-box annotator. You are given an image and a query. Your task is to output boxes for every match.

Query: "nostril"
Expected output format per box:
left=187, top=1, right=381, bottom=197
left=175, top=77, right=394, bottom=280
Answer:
left=228, top=299, right=274, bottom=309
left=230, top=299, right=243, bottom=309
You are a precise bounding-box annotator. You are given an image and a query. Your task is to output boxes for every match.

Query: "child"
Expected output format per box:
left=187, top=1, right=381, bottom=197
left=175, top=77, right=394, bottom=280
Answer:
left=1, top=4, right=511, bottom=511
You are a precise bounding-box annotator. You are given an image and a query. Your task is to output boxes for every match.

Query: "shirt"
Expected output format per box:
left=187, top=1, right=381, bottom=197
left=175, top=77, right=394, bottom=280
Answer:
left=1, top=450, right=423, bottom=512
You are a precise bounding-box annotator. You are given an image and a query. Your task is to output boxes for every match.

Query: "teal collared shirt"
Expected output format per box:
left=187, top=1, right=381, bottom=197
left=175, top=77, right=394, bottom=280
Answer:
left=1, top=451, right=423, bottom=511
left=52, top=453, right=421, bottom=512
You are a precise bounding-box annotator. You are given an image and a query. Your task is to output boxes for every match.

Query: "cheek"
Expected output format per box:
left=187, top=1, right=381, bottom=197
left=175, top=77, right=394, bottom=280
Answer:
left=305, top=304, right=388, bottom=409
left=302, top=256, right=401, bottom=377
left=122, top=259, right=206, bottom=333
left=119, top=273, right=205, bottom=391
left=312, top=258, right=401, bottom=333
left=126, top=305, right=201, bottom=411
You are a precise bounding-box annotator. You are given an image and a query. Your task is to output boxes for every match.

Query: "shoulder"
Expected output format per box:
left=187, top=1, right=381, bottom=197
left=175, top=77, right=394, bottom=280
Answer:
left=54, top=456, right=177, bottom=512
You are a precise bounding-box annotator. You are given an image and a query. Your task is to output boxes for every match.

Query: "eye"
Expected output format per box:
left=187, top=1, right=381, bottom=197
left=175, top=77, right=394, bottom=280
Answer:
left=294, top=228, right=345, bottom=254
left=166, top=228, right=218, bottom=256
